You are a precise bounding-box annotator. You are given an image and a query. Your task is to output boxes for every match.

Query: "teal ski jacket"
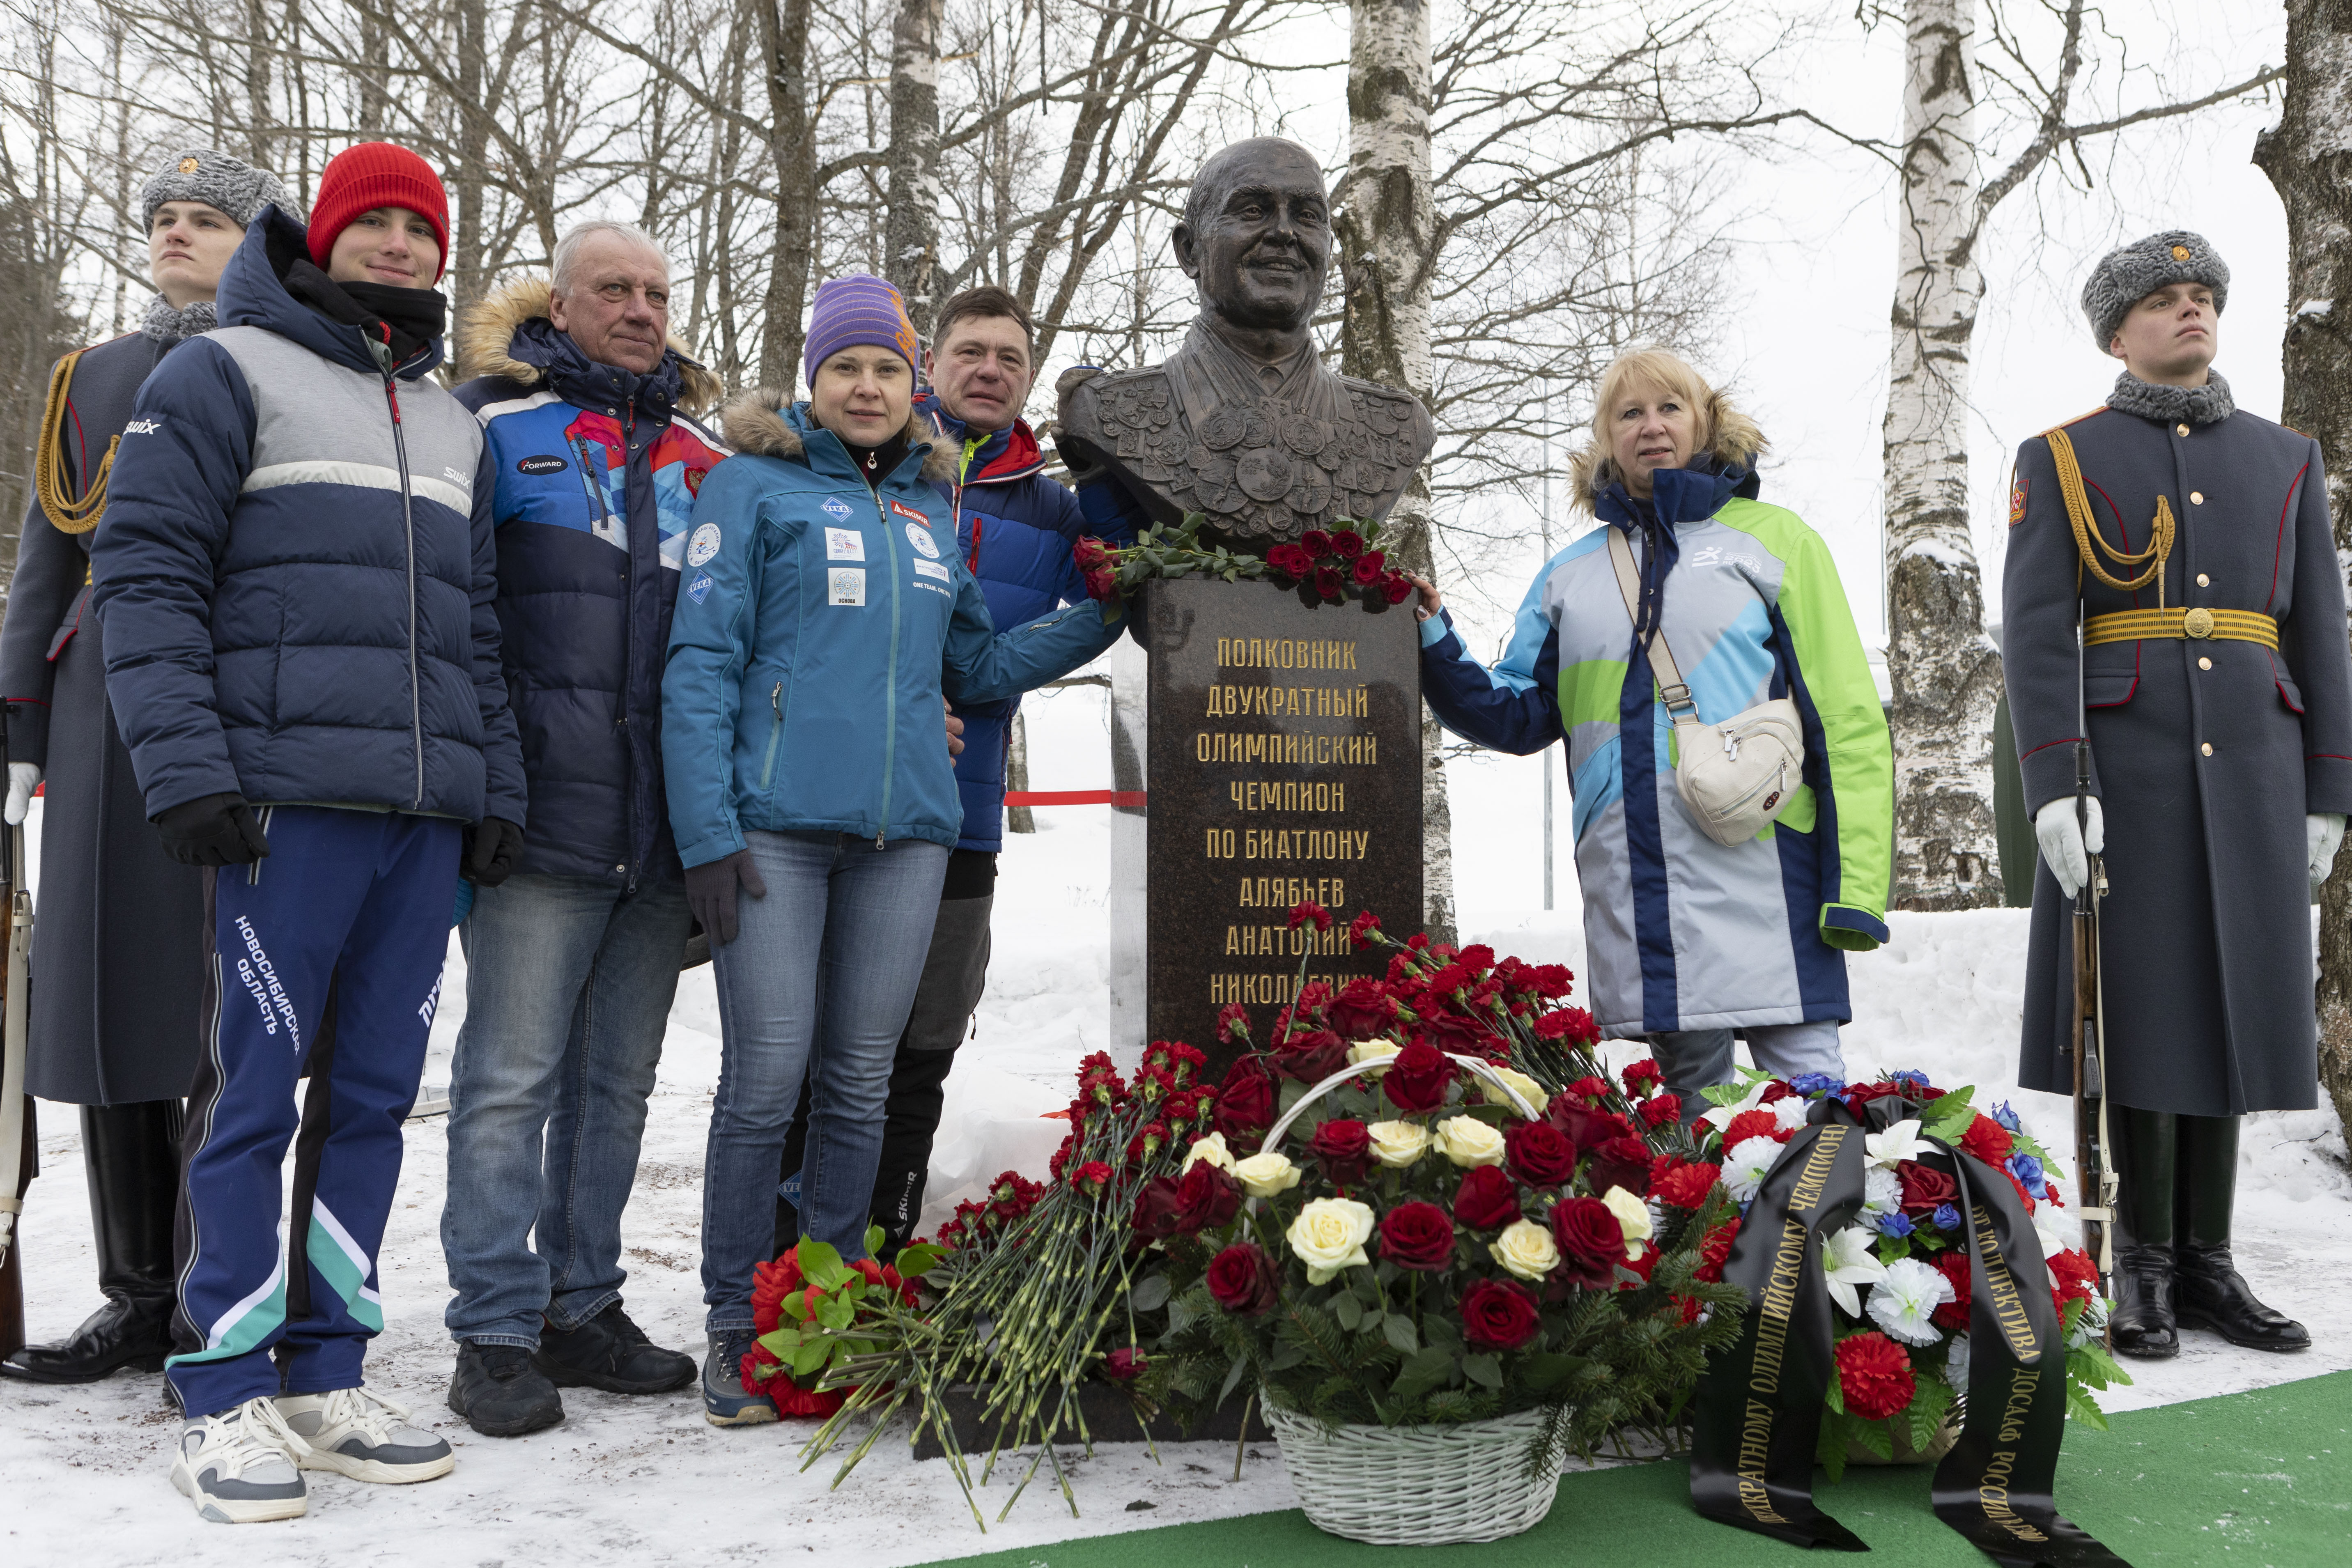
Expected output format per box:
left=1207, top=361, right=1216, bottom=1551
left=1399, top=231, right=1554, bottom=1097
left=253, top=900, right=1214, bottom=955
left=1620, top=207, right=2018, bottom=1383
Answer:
left=661, top=392, right=1122, bottom=867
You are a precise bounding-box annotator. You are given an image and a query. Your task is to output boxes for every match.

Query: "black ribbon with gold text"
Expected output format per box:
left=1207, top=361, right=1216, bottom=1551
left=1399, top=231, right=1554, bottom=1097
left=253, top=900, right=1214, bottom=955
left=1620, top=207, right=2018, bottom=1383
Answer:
left=1690, top=1096, right=2132, bottom=1566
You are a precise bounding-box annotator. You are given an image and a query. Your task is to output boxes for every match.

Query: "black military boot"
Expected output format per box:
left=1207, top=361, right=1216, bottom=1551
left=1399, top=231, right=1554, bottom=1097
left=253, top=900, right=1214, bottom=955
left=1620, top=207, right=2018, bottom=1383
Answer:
left=1, top=1101, right=181, bottom=1383
left=2172, top=1114, right=2309, bottom=1352
left=2106, top=1107, right=2178, bottom=1359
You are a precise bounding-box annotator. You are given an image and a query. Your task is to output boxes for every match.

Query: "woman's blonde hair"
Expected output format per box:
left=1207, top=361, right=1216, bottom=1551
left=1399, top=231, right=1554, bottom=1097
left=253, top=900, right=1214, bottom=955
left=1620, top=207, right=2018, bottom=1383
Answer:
left=1567, top=347, right=1766, bottom=508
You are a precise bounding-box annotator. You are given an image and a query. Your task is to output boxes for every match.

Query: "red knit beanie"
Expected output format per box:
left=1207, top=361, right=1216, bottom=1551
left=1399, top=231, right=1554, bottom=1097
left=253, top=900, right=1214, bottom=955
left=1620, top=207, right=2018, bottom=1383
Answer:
left=307, top=142, right=450, bottom=282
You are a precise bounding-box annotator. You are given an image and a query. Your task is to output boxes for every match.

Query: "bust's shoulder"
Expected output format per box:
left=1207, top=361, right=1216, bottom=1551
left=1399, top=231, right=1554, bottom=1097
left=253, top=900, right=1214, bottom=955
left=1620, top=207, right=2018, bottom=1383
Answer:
left=1331, top=371, right=1435, bottom=441
left=1060, top=363, right=1176, bottom=421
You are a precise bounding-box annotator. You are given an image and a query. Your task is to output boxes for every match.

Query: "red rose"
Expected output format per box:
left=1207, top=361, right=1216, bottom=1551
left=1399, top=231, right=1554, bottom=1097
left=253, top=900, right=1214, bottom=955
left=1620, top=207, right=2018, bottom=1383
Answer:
left=1654, top=1160, right=1722, bottom=1211
left=1382, top=1040, right=1454, bottom=1113
left=1452, top=1165, right=1522, bottom=1230
left=1695, top=1216, right=1741, bottom=1282
left=1213, top=1056, right=1277, bottom=1143
left=1548, top=1100, right=1631, bottom=1150
left=1587, top=1136, right=1654, bottom=1197
left=1266, top=543, right=1313, bottom=579
left=1300, top=529, right=1334, bottom=558
left=1073, top=535, right=1112, bottom=570
left=1929, top=1248, right=1973, bottom=1331
left=1173, top=1162, right=1244, bottom=1234
left=1896, top=1159, right=1959, bottom=1216
left=1842, top=1080, right=1906, bottom=1113
left=1380, top=573, right=1414, bottom=605
left=1504, top=1121, right=1579, bottom=1187
left=1103, top=1347, right=1147, bottom=1382
left=1327, top=978, right=1394, bottom=1040
left=1130, top=1175, right=1185, bottom=1240
left=1275, top=1027, right=1350, bottom=1084
left=1328, top=529, right=1364, bottom=559
left=1312, top=565, right=1346, bottom=600
left=1084, top=566, right=1118, bottom=601
left=1722, top=1109, right=1788, bottom=1148
left=1833, top=1331, right=1918, bottom=1422
left=1460, top=1279, right=1542, bottom=1350
left=1206, top=1242, right=1280, bottom=1315
left=1309, top=1118, right=1373, bottom=1186
left=1550, top=1196, right=1625, bottom=1288
left=1415, top=1012, right=1499, bottom=1060
left=1376, top=1201, right=1457, bottom=1272
left=1959, top=1115, right=2014, bottom=1169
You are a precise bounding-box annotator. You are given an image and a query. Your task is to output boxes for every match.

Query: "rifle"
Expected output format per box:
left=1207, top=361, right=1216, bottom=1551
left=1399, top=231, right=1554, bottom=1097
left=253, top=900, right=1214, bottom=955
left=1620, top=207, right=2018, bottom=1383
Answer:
left=0, top=736, right=34, bottom=1360
left=2068, top=620, right=2118, bottom=1334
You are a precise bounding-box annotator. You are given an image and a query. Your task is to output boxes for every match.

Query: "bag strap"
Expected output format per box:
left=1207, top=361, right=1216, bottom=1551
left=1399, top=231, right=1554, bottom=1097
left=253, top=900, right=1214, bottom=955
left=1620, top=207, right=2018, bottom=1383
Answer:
left=1606, top=526, right=1699, bottom=721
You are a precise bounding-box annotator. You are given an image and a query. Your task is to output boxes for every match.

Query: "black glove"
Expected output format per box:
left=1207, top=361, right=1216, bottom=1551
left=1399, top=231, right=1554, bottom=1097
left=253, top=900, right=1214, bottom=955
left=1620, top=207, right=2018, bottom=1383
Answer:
left=466, top=817, right=526, bottom=888
left=154, top=792, right=271, bottom=867
left=683, top=848, right=767, bottom=947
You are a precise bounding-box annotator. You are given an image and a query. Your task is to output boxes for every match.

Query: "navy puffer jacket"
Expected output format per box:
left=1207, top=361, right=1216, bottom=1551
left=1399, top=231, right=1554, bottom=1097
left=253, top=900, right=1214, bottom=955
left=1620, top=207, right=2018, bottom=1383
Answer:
left=921, top=394, right=1133, bottom=852
left=455, top=278, right=729, bottom=884
left=91, top=209, right=524, bottom=824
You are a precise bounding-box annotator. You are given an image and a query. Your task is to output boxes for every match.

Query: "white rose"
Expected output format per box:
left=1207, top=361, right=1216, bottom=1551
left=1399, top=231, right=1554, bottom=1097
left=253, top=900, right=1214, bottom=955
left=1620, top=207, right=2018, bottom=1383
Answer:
left=1286, top=1197, right=1376, bottom=1284
left=1367, top=1120, right=1430, bottom=1168
left=1181, top=1132, right=1236, bottom=1173
left=1602, top=1185, right=1654, bottom=1259
left=1232, top=1150, right=1302, bottom=1198
left=1348, top=1039, right=1403, bottom=1067
left=1480, top=1066, right=1550, bottom=1119
left=1490, top=1219, right=1561, bottom=1281
left=1433, top=1114, right=1507, bottom=1168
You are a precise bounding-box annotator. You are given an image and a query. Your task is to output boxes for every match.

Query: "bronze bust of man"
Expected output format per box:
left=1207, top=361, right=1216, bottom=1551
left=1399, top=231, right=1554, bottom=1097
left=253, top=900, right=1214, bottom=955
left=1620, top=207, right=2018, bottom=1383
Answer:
left=1058, top=137, right=1435, bottom=547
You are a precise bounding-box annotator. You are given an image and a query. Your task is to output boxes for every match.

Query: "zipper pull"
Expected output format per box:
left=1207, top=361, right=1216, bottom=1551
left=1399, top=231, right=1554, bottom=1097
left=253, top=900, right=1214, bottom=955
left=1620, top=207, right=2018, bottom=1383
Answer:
left=876, top=828, right=886, bottom=849
left=384, top=379, right=402, bottom=424
left=772, top=681, right=783, bottom=715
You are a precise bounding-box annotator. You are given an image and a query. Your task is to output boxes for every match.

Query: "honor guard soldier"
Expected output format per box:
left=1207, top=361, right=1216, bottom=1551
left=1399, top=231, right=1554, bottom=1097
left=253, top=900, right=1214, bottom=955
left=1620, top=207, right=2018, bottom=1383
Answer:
left=0, top=149, right=292, bottom=1385
left=2003, top=232, right=2352, bottom=1359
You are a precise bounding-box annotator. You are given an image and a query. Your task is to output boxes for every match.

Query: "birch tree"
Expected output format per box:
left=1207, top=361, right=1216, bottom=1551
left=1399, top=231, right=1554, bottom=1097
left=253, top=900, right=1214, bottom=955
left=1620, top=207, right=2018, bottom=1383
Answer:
left=2260, top=0, right=2352, bottom=1131
left=884, top=0, right=944, bottom=335
left=1881, top=0, right=2279, bottom=909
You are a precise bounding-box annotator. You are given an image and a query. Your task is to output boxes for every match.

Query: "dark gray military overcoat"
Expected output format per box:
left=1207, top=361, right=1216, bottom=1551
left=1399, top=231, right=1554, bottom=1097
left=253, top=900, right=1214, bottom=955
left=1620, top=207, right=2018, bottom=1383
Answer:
left=2003, top=398, right=2352, bottom=1116
left=1, top=330, right=206, bottom=1106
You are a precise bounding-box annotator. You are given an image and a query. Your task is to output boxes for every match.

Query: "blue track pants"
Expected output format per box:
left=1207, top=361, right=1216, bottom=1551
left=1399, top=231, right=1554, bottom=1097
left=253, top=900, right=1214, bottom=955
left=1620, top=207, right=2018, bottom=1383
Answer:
left=167, top=806, right=460, bottom=1416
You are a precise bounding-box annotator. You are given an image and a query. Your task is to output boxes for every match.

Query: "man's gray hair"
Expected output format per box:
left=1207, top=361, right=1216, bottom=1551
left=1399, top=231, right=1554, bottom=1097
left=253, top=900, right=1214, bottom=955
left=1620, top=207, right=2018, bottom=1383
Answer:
left=551, top=220, right=669, bottom=293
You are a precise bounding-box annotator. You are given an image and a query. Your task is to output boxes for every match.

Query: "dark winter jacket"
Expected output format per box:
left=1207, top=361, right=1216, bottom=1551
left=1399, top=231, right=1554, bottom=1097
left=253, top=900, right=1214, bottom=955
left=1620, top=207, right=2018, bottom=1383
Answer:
left=662, top=393, right=1125, bottom=866
left=918, top=393, right=1130, bottom=852
left=90, top=208, right=525, bottom=825
left=455, top=278, right=729, bottom=884
left=2, top=329, right=206, bottom=1105
left=2004, top=397, right=2352, bottom=1115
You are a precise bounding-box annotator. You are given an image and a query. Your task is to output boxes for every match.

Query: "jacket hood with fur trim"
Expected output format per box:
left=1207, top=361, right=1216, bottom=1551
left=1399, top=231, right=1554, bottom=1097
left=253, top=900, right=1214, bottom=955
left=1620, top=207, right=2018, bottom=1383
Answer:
left=720, top=386, right=960, bottom=487
left=1568, top=397, right=1766, bottom=510
left=457, top=275, right=723, bottom=413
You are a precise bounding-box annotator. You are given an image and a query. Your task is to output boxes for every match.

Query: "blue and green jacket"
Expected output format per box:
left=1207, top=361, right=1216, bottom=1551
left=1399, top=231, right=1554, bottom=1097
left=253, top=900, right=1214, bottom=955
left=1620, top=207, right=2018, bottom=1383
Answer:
left=1421, top=460, right=1892, bottom=1037
left=661, top=393, right=1124, bottom=867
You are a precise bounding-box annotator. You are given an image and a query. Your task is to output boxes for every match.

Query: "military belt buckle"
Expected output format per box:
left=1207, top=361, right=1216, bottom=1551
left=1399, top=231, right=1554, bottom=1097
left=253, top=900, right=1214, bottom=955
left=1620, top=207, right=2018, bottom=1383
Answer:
left=2182, top=607, right=2214, bottom=639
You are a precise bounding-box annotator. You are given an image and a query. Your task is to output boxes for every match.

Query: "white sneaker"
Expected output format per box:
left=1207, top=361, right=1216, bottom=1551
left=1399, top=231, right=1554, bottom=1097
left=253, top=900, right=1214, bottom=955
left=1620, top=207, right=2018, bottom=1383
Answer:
left=276, top=1386, right=456, bottom=1484
left=171, top=1398, right=311, bottom=1524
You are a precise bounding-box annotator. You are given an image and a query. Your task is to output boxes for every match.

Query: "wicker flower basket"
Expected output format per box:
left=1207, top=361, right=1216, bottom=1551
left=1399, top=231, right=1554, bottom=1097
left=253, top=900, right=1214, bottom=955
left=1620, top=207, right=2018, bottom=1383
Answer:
left=1262, top=1400, right=1560, bottom=1544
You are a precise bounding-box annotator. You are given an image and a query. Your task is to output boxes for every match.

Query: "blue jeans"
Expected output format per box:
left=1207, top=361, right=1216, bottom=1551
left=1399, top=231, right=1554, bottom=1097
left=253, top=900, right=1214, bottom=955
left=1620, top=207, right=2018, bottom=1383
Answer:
left=701, top=830, right=947, bottom=1332
left=1650, top=1020, right=1846, bottom=1126
left=441, top=872, right=691, bottom=1348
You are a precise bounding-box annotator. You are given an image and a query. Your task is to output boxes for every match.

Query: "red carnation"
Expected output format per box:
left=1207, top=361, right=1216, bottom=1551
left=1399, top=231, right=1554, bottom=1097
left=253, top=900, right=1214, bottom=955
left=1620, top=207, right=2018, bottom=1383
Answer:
left=1723, top=1109, right=1789, bottom=1148
left=1897, top=1159, right=1959, bottom=1217
left=1308, top=1117, right=1374, bottom=1186
left=1620, top=1058, right=1662, bottom=1094
left=1532, top=1007, right=1597, bottom=1043
left=1300, top=529, right=1334, bottom=558
left=1504, top=1120, right=1579, bottom=1187
left=1376, top=1201, right=1457, bottom=1272
left=1102, top=1346, right=1147, bottom=1382
left=1930, top=1248, right=1973, bottom=1331
left=1382, top=1040, right=1454, bottom=1113
left=1654, top=1160, right=1722, bottom=1211
left=1214, top=1056, right=1277, bottom=1144
left=1289, top=899, right=1333, bottom=932
left=1834, top=1332, right=1918, bottom=1422
left=1617, top=1244, right=1660, bottom=1290
left=1452, top=1165, right=1522, bottom=1230
left=1275, top=1027, right=1350, bottom=1084
left=1639, top=1093, right=1681, bottom=1129
left=2049, top=1248, right=2099, bottom=1311
left=1327, top=977, right=1394, bottom=1040
left=1587, top=1136, right=1654, bottom=1197
left=1460, top=1279, right=1542, bottom=1350
left=1215, top=1001, right=1253, bottom=1045
left=1959, top=1114, right=2014, bottom=1170
left=1695, top=1216, right=1741, bottom=1283
left=1075, top=1159, right=1115, bottom=1194
left=1173, top=1161, right=1244, bottom=1235
left=1550, top=1196, right=1625, bottom=1288
left=1206, top=1243, right=1280, bottom=1315
left=1347, top=909, right=1384, bottom=946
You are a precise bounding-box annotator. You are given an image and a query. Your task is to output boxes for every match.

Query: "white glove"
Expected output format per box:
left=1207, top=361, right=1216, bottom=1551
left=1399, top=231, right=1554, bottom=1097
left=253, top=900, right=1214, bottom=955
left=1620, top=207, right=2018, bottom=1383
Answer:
left=2033, top=796, right=2104, bottom=898
left=2309, top=813, right=2346, bottom=888
left=3, top=762, right=38, bottom=826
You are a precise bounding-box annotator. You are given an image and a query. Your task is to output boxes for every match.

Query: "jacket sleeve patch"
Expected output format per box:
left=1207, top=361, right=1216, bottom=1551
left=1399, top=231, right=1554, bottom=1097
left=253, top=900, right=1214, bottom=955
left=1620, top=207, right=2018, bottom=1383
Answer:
left=2009, top=473, right=2028, bottom=528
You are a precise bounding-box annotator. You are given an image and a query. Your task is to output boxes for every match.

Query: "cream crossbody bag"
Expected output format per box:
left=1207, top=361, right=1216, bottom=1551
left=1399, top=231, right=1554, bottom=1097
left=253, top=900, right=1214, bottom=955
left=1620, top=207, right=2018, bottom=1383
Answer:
left=1605, top=527, right=1805, bottom=847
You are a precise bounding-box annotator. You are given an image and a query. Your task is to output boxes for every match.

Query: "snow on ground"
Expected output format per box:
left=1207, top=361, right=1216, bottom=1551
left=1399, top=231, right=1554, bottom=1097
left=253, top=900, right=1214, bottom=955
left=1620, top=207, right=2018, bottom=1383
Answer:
left=4, top=686, right=2349, bottom=1561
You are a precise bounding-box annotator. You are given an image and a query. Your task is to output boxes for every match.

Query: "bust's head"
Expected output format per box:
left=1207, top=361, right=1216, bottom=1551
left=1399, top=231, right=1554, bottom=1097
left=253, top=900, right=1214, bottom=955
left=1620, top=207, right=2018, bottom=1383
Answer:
left=1172, top=138, right=1331, bottom=339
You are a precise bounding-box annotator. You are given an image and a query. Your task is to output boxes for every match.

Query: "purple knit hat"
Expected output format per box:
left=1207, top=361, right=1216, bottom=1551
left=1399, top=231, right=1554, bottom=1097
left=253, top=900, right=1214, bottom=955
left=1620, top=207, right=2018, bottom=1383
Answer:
left=803, top=274, right=921, bottom=389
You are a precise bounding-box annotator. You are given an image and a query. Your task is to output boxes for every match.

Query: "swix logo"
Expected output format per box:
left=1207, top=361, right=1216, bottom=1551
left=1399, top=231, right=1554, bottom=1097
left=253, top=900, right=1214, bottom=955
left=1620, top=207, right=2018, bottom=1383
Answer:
left=418, top=974, right=443, bottom=1028
left=123, top=418, right=161, bottom=435
left=232, top=916, right=303, bottom=1052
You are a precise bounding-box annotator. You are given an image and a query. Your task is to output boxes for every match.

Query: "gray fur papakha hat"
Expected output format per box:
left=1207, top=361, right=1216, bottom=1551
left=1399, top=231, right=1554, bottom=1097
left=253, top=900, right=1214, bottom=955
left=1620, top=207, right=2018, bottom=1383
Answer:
left=139, top=147, right=298, bottom=232
left=2081, top=230, right=2228, bottom=350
